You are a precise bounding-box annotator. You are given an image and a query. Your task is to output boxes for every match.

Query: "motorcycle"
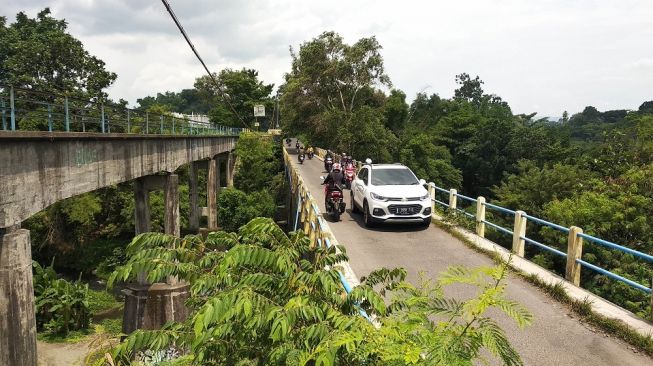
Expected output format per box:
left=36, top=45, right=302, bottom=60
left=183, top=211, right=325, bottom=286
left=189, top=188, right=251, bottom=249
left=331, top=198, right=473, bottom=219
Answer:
left=322, top=181, right=346, bottom=221
left=307, top=151, right=314, bottom=159
left=324, top=156, right=333, bottom=172
left=295, top=143, right=300, bottom=152
left=344, top=163, right=355, bottom=189
left=285, top=138, right=291, bottom=146
left=298, top=153, right=305, bottom=164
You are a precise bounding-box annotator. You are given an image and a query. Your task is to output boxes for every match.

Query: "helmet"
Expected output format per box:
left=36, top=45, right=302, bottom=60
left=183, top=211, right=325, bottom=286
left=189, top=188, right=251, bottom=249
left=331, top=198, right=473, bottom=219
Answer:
left=332, top=163, right=342, bottom=172
left=341, top=152, right=347, bottom=157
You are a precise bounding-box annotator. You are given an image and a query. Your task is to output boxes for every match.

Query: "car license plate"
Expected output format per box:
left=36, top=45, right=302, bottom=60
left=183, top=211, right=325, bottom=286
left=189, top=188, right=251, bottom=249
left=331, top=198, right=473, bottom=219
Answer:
left=399, top=207, right=410, bottom=214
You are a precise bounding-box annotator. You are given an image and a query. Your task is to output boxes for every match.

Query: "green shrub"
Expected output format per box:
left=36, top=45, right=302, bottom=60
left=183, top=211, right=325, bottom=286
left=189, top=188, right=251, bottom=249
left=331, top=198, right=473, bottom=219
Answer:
left=33, top=261, right=91, bottom=335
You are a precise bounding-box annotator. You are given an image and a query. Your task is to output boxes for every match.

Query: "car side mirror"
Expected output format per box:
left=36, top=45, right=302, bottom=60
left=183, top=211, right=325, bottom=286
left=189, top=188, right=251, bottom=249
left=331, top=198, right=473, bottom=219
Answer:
left=419, top=179, right=426, bottom=185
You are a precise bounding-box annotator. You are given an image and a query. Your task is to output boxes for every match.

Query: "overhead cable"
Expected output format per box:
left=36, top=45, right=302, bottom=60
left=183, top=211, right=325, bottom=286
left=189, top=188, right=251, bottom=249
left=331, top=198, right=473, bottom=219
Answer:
left=160, top=0, right=249, bottom=128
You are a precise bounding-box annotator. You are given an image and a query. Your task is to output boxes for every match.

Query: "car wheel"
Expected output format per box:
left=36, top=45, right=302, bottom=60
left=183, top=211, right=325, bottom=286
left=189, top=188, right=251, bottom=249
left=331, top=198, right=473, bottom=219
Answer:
left=351, top=193, right=360, bottom=214
left=363, top=201, right=374, bottom=227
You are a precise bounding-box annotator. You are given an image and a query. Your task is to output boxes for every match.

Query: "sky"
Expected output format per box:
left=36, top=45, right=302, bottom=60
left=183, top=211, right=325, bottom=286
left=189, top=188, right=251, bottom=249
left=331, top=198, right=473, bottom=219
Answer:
left=2, top=0, right=652, bottom=117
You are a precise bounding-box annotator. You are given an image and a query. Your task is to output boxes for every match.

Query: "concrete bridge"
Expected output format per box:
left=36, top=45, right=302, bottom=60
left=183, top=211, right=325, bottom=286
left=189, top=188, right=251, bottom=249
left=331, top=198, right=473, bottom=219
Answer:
left=0, top=131, right=238, bottom=365
left=284, top=143, right=653, bottom=366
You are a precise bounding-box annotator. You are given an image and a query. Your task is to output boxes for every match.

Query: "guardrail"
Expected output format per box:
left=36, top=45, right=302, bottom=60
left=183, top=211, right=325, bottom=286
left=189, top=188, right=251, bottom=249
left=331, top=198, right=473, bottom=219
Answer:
left=282, top=146, right=371, bottom=321
left=427, top=183, right=653, bottom=319
left=0, top=84, right=244, bottom=136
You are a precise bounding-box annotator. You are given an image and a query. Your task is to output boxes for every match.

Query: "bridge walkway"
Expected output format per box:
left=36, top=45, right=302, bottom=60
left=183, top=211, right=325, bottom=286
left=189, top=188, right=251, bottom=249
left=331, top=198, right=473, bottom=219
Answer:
left=290, top=151, right=651, bottom=366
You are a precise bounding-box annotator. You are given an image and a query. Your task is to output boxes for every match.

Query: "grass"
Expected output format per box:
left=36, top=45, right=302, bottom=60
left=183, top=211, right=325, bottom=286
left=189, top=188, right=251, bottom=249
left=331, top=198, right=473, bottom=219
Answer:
left=88, top=288, right=121, bottom=313
left=431, top=212, right=653, bottom=357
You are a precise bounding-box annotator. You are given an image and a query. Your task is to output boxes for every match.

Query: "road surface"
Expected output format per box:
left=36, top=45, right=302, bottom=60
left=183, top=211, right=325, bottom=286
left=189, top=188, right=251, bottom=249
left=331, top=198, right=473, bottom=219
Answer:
left=289, top=146, right=651, bottom=366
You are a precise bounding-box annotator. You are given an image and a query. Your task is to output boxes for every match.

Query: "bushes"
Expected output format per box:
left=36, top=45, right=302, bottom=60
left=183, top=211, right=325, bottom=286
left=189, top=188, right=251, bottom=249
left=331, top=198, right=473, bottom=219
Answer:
left=217, top=188, right=275, bottom=232
left=33, top=261, right=91, bottom=335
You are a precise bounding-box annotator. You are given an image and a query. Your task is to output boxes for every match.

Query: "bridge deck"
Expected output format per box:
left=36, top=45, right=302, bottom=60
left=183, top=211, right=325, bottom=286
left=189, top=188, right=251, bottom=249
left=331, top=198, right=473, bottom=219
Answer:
left=292, top=151, right=651, bottom=366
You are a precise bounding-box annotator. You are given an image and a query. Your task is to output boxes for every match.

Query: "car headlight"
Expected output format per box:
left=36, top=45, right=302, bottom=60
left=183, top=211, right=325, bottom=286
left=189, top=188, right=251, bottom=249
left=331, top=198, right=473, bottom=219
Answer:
left=420, top=194, right=430, bottom=201
left=370, top=192, right=388, bottom=202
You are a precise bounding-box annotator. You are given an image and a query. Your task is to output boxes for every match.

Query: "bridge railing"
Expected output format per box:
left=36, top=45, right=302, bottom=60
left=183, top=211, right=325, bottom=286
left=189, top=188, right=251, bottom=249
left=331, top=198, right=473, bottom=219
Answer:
left=282, top=146, right=371, bottom=320
left=428, top=183, right=653, bottom=319
left=0, top=84, right=244, bottom=136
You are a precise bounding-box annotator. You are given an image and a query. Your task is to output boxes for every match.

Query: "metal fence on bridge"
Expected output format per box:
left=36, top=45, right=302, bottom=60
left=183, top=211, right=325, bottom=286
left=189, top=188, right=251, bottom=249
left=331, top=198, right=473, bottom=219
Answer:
left=429, top=183, right=653, bottom=319
left=0, top=84, right=244, bottom=136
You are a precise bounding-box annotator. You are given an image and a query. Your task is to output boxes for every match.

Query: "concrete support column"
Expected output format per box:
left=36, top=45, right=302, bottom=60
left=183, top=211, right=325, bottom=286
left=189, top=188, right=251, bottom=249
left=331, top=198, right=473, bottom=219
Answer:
left=163, top=174, right=180, bottom=238
left=134, top=178, right=151, bottom=234
left=189, top=162, right=200, bottom=232
left=207, top=158, right=218, bottom=230
left=124, top=173, right=188, bottom=334
left=226, top=152, right=234, bottom=188
left=0, top=227, right=37, bottom=366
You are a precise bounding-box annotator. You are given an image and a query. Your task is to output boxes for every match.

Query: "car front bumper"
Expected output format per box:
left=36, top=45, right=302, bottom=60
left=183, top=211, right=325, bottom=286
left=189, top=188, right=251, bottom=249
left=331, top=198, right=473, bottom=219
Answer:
left=369, top=200, right=431, bottom=222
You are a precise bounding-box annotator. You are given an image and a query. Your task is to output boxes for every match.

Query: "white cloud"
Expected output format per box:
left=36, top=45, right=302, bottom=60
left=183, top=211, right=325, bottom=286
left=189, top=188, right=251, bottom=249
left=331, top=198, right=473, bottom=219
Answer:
left=1, top=0, right=652, bottom=115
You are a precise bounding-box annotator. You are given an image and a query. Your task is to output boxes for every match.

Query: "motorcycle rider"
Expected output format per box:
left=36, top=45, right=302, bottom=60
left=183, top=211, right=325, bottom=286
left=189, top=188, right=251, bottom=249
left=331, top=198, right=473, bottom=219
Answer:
left=306, top=146, right=314, bottom=158
left=322, top=163, right=346, bottom=204
left=298, top=146, right=305, bottom=163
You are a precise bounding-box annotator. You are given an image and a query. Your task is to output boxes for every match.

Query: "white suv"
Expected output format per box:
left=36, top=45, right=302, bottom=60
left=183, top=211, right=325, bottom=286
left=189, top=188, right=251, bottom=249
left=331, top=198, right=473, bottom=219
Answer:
left=350, top=163, right=432, bottom=227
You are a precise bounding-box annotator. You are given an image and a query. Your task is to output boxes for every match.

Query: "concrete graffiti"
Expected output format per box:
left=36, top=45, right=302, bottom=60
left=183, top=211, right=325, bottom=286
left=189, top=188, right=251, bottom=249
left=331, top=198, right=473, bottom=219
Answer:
left=75, top=147, right=98, bottom=167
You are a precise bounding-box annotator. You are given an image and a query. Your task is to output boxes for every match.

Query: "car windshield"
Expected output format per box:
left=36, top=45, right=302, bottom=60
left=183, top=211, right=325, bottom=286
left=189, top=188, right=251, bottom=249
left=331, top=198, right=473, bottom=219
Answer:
left=371, top=168, right=419, bottom=186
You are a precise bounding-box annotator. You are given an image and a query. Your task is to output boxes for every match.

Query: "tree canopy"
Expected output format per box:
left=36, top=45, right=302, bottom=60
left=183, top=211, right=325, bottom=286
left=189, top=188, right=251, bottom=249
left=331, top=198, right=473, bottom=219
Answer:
left=0, top=8, right=116, bottom=99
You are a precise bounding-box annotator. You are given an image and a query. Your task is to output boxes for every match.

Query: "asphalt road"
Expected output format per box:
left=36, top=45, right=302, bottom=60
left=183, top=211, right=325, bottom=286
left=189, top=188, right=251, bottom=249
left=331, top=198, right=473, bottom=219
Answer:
left=289, top=145, right=651, bottom=366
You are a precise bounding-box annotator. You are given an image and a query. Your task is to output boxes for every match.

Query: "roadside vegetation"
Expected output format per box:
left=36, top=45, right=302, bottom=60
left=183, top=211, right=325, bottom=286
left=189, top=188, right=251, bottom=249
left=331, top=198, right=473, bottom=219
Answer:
left=98, top=218, right=531, bottom=365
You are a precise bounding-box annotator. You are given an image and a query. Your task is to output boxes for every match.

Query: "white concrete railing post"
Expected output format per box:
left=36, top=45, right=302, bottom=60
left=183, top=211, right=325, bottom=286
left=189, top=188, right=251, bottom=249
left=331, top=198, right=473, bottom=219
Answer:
left=476, top=196, right=486, bottom=238
left=428, top=184, right=436, bottom=217
left=448, top=188, right=457, bottom=214
left=566, top=226, right=584, bottom=286
left=512, top=210, right=527, bottom=257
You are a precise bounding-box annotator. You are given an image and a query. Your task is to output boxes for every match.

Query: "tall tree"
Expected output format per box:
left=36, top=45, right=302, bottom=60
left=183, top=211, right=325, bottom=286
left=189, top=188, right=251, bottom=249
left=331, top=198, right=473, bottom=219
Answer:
left=281, top=31, right=393, bottom=157
left=194, top=68, right=274, bottom=128
left=0, top=8, right=116, bottom=99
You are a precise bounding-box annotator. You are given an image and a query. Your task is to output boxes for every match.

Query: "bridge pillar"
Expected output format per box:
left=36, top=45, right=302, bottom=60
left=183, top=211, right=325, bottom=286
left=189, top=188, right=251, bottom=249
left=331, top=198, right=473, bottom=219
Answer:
left=189, top=162, right=200, bottom=232
left=123, top=173, right=188, bottom=334
left=0, top=226, right=37, bottom=366
left=226, top=151, right=234, bottom=188
left=207, top=158, right=219, bottom=230
left=163, top=174, right=180, bottom=238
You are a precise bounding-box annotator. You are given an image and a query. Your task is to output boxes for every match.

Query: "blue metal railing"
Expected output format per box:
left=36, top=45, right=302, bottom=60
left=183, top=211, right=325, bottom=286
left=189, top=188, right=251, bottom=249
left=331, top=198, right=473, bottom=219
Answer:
left=0, top=84, right=243, bottom=136
left=430, top=183, right=653, bottom=299
left=523, top=213, right=570, bottom=234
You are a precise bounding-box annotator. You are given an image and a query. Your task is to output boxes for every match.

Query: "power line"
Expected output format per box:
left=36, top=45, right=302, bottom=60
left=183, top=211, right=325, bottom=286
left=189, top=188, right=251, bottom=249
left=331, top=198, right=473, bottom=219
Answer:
left=160, top=0, right=249, bottom=129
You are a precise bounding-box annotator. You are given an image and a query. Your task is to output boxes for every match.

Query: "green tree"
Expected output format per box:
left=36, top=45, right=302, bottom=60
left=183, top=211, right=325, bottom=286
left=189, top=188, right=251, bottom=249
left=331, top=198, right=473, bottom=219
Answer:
left=195, top=68, right=274, bottom=127
left=281, top=31, right=393, bottom=152
left=493, top=161, right=597, bottom=216
left=454, top=73, right=484, bottom=106
left=108, top=218, right=530, bottom=365
left=399, top=133, right=462, bottom=188
left=384, top=89, right=409, bottom=133
left=0, top=8, right=116, bottom=99
left=137, top=89, right=211, bottom=114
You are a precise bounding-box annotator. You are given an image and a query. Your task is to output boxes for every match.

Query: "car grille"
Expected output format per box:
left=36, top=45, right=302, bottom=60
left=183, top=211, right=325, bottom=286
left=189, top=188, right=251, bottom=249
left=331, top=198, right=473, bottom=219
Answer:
left=388, top=204, right=423, bottom=215
left=387, top=197, right=421, bottom=202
